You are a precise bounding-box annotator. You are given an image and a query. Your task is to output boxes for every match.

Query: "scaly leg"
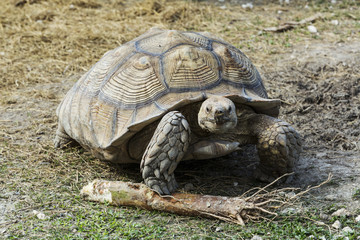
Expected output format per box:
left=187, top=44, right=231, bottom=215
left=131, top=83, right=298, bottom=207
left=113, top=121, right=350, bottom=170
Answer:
left=250, top=115, right=302, bottom=182
left=140, top=111, right=191, bottom=195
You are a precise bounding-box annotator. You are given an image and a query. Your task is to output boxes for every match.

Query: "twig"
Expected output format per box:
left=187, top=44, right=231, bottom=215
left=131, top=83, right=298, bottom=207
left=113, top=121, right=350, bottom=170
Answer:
left=263, top=13, right=322, bottom=32
left=244, top=173, right=293, bottom=200
left=290, top=173, right=332, bottom=200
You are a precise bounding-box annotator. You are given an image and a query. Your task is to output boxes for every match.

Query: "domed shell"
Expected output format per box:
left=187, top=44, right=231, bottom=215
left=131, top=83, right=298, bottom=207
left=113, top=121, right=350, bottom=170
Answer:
left=56, top=28, right=280, bottom=162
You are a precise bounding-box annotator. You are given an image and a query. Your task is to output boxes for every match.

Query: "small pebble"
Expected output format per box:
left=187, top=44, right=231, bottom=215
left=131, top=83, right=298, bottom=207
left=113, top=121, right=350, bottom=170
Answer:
left=241, top=3, right=253, bottom=9
left=0, top=52, right=5, bottom=56
left=220, top=5, right=227, bottom=10
left=307, top=25, right=317, bottom=33
left=251, top=235, right=263, bottom=240
left=215, top=226, right=222, bottom=232
left=33, top=210, right=47, bottom=220
left=332, top=220, right=341, bottom=229
left=233, top=182, right=238, bottom=187
left=331, top=20, right=339, bottom=25
left=332, top=208, right=350, bottom=217
left=342, top=226, right=353, bottom=234
left=355, top=215, right=360, bottom=222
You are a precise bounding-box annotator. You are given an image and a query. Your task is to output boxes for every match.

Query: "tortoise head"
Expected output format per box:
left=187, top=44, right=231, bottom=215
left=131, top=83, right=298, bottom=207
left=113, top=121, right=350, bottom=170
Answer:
left=198, top=96, right=237, bottom=134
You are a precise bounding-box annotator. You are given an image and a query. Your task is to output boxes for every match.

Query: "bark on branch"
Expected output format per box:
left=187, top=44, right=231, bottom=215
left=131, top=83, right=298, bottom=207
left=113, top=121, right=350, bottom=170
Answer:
left=80, top=174, right=331, bottom=225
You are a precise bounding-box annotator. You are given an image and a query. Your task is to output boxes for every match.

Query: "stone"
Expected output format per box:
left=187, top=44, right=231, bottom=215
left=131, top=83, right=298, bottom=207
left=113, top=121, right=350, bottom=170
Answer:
left=241, top=3, right=253, bottom=9
left=251, top=235, right=263, bottom=240
left=33, top=210, right=47, bottom=220
left=331, top=20, right=339, bottom=25
left=342, top=226, right=353, bottom=234
left=307, top=25, right=317, bottom=33
left=332, top=220, right=341, bottom=229
left=331, top=208, right=350, bottom=217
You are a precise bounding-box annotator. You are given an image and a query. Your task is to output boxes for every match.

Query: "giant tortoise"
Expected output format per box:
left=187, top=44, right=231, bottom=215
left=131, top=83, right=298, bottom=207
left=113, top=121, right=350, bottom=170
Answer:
left=55, top=28, right=302, bottom=195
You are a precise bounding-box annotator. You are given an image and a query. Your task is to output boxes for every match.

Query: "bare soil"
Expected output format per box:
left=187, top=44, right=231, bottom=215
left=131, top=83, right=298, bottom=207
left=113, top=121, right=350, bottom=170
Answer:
left=267, top=41, right=360, bottom=212
left=0, top=0, right=359, bottom=234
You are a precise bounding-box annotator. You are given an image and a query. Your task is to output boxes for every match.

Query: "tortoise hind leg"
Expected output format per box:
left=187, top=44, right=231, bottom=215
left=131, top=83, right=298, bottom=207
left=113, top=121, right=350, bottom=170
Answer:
left=140, top=111, right=191, bottom=195
left=54, top=123, right=73, bottom=148
left=250, top=115, right=302, bottom=182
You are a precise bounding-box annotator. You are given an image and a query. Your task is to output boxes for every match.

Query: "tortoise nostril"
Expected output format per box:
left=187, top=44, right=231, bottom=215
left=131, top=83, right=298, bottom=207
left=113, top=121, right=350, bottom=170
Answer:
left=215, top=109, right=224, bottom=116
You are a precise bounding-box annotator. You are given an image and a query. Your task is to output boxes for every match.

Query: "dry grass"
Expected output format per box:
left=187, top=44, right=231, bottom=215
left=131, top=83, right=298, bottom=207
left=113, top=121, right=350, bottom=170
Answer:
left=2, top=0, right=357, bottom=91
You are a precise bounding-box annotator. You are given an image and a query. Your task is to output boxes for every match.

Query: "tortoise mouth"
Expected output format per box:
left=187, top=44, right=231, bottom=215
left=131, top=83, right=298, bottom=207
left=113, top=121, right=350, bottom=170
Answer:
left=199, top=118, right=236, bottom=133
left=203, top=116, right=231, bottom=124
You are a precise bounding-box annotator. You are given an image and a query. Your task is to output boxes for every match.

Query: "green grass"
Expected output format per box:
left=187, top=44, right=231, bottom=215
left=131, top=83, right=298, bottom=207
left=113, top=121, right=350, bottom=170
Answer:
left=3, top=174, right=360, bottom=240
left=5, top=203, right=360, bottom=239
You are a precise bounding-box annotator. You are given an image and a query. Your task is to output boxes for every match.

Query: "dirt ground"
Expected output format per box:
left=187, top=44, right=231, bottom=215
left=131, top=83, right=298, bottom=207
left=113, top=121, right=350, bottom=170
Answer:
left=267, top=41, right=360, bottom=209
left=0, top=0, right=360, bottom=236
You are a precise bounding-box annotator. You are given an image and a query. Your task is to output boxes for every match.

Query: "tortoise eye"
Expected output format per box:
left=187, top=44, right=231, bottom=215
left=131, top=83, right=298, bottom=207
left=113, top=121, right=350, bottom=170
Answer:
left=228, top=106, right=232, bottom=112
left=206, top=106, right=211, bottom=113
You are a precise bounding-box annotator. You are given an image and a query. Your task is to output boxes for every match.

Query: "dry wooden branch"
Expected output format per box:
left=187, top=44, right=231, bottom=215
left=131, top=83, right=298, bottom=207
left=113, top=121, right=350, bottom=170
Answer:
left=263, top=13, right=322, bottom=32
left=80, top=174, right=332, bottom=225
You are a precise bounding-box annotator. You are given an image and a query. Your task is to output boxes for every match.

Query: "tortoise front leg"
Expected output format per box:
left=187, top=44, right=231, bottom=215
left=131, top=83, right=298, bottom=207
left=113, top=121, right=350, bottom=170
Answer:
left=140, top=111, right=191, bottom=195
left=249, top=115, right=302, bottom=182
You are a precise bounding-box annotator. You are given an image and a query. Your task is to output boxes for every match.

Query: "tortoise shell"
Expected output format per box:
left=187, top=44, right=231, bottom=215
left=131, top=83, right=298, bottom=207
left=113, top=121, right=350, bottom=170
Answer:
left=56, top=28, right=280, bottom=162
